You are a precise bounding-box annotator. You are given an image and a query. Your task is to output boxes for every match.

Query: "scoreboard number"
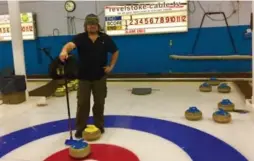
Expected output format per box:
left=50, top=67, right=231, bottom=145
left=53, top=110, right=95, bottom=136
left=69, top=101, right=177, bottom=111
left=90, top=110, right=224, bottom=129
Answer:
left=0, top=25, right=34, bottom=34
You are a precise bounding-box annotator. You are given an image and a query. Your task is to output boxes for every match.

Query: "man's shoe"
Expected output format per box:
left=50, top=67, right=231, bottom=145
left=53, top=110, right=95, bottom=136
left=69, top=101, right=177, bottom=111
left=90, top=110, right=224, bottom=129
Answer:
left=99, top=128, right=105, bottom=134
left=75, top=130, right=83, bottom=139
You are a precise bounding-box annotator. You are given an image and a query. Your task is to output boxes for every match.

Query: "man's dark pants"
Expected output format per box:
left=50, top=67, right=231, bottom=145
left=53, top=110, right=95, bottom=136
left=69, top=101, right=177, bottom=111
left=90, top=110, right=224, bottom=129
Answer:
left=76, top=76, right=107, bottom=133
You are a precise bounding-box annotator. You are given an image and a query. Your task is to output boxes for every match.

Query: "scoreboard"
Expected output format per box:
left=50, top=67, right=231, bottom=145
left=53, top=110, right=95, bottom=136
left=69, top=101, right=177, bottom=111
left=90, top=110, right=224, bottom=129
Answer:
left=104, top=0, right=188, bottom=36
left=0, top=12, right=37, bottom=41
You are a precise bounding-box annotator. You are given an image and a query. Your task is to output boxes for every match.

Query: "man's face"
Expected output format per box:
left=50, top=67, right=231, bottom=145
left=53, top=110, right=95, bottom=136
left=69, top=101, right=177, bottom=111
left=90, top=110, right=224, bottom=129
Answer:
left=86, top=24, right=98, bottom=33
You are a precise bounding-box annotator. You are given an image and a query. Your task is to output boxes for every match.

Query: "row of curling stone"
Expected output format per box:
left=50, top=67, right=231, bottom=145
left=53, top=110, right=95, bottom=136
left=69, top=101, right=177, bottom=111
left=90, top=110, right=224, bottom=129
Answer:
left=69, top=125, right=102, bottom=159
left=199, top=82, right=231, bottom=93
left=54, top=79, right=78, bottom=97
left=184, top=107, right=203, bottom=121
left=185, top=99, right=234, bottom=123
left=216, top=99, right=234, bottom=123
left=218, top=99, right=235, bottom=111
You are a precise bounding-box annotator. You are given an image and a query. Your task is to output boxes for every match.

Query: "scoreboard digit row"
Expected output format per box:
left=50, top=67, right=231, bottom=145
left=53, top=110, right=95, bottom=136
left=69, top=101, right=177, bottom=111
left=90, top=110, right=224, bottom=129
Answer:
left=105, top=15, right=187, bottom=31
left=0, top=25, right=34, bottom=34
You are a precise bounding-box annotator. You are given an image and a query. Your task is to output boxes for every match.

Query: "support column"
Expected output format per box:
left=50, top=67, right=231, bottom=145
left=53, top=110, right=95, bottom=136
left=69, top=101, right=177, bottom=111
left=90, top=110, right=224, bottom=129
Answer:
left=252, top=1, right=254, bottom=106
left=8, top=0, right=28, bottom=99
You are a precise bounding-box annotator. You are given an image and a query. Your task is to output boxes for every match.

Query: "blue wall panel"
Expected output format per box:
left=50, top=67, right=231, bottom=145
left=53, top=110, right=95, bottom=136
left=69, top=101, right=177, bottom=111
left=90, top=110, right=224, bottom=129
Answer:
left=0, top=25, right=251, bottom=75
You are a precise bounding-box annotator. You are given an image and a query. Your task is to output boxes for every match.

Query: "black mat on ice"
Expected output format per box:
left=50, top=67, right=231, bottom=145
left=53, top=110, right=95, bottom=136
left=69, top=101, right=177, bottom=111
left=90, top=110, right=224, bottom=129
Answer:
left=131, top=88, right=152, bottom=95
left=28, top=80, right=60, bottom=97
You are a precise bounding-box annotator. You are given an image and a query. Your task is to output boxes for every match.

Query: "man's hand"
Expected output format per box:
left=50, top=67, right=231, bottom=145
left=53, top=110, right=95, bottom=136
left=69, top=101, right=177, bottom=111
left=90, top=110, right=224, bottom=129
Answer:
left=59, top=51, right=68, bottom=62
left=104, top=50, right=118, bottom=74
left=59, top=42, right=76, bottom=62
left=104, top=65, right=114, bottom=73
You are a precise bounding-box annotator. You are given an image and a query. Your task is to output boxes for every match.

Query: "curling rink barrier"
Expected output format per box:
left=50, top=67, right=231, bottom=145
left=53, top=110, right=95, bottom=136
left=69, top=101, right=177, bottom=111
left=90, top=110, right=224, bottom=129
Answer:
left=0, top=81, right=254, bottom=161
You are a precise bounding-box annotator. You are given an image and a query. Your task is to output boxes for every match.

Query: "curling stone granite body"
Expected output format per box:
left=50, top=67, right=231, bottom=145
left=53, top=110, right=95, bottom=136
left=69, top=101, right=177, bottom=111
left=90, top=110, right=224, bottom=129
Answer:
left=199, top=82, right=212, bottom=92
left=67, top=82, right=75, bottom=91
left=185, top=107, right=202, bottom=121
left=218, top=99, right=235, bottom=111
left=70, top=80, right=79, bottom=90
left=213, top=109, right=231, bottom=123
left=217, top=83, right=231, bottom=93
left=208, top=77, right=220, bottom=86
left=69, top=141, right=91, bottom=159
left=53, top=87, right=66, bottom=97
left=83, top=125, right=102, bottom=141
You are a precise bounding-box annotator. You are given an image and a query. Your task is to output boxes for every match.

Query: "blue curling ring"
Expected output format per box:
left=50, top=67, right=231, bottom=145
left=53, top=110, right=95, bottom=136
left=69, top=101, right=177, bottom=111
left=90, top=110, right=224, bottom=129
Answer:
left=0, top=116, right=248, bottom=161
left=210, top=77, right=217, bottom=81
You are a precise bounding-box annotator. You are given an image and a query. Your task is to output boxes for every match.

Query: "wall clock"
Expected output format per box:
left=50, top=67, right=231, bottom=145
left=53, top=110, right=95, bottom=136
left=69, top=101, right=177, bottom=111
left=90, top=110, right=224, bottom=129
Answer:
left=65, top=0, right=76, bottom=12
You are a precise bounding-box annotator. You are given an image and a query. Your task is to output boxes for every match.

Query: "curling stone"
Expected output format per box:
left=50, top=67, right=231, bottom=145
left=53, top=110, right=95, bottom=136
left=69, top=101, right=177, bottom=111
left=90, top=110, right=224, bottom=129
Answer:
left=213, top=109, right=231, bottom=123
left=199, top=82, right=212, bottom=92
left=70, top=79, right=78, bottom=91
left=69, top=140, right=91, bottom=159
left=208, top=77, right=220, bottom=86
left=217, top=83, right=231, bottom=93
left=67, top=82, right=74, bottom=91
left=83, top=125, right=102, bottom=141
left=53, top=86, right=66, bottom=97
left=185, top=107, right=202, bottom=121
left=218, top=99, right=235, bottom=111
left=74, top=83, right=78, bottom=90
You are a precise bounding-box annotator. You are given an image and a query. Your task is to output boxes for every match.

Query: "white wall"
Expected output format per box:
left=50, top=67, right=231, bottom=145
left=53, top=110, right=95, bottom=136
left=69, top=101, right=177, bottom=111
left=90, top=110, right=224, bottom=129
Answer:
left=0, top=1, right=251, bottom=37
